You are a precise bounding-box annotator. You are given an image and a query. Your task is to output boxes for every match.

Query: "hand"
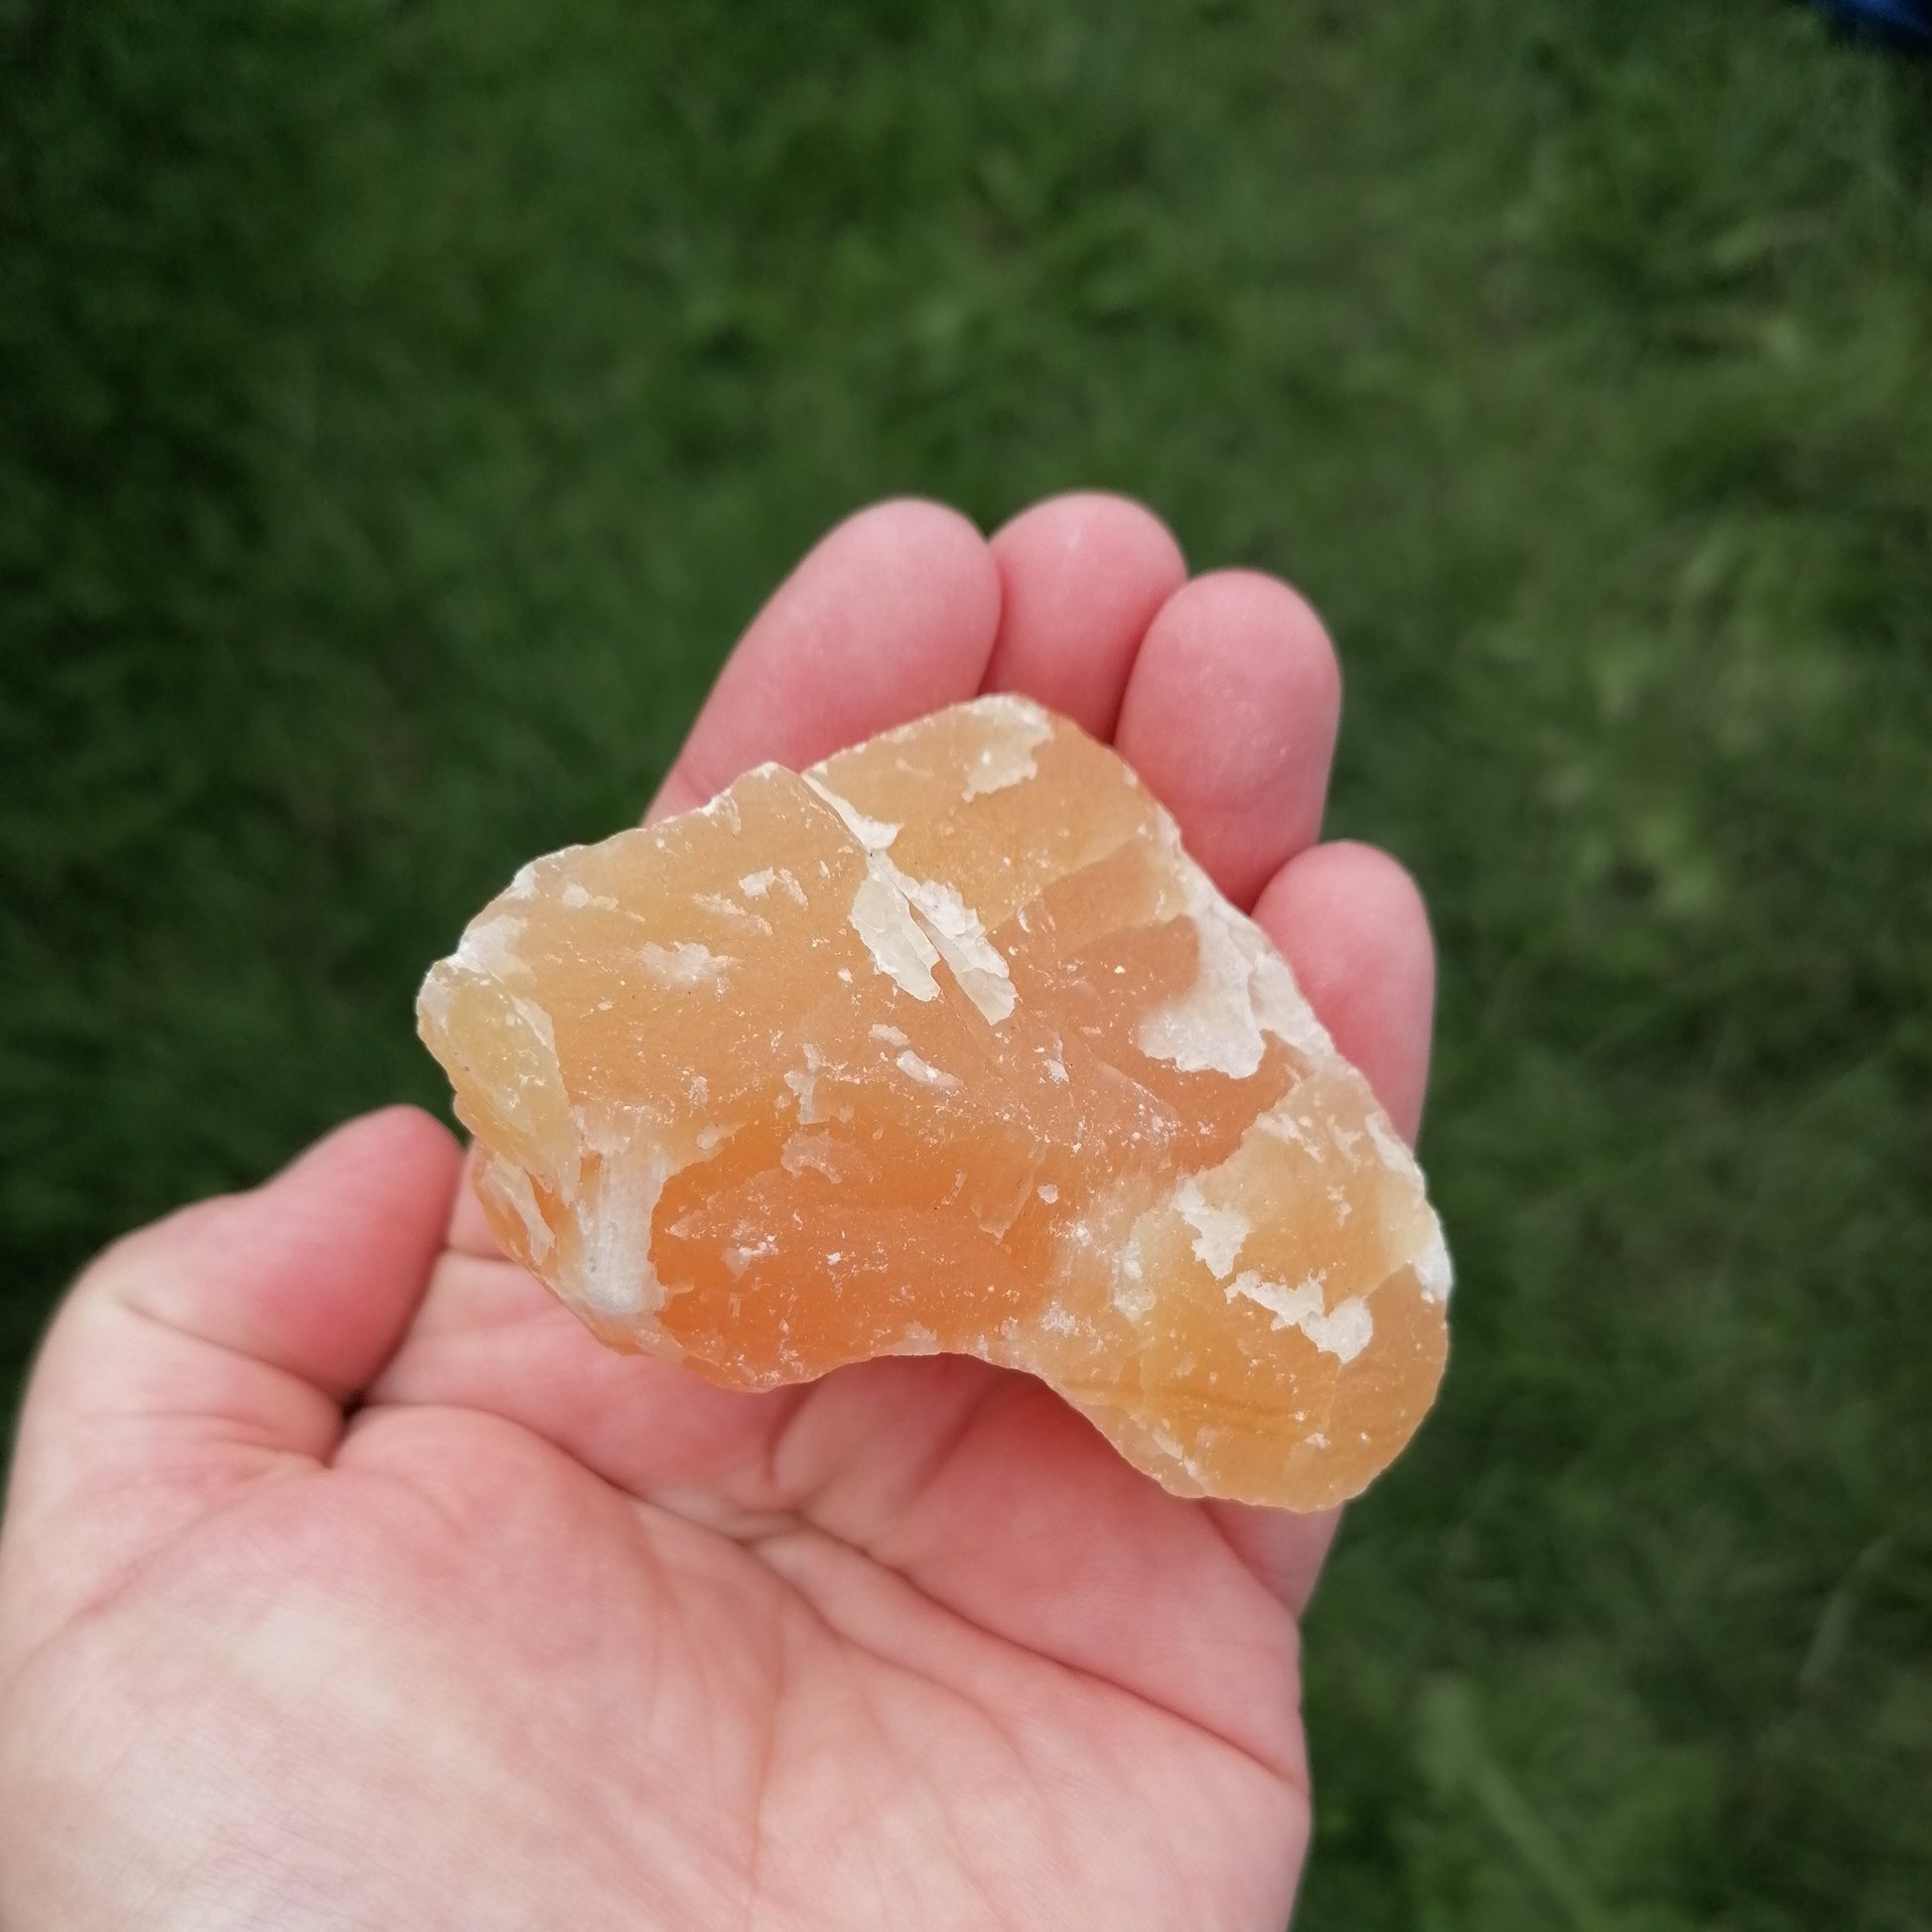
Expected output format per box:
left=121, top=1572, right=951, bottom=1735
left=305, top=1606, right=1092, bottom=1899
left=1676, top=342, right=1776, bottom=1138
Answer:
left=0, top=496, right=1435, bottom=1931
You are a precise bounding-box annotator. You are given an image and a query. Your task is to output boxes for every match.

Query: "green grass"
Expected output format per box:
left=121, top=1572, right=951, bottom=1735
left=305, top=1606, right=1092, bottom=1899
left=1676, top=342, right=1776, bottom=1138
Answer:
left=5, top=0, right=1930, bottom=1923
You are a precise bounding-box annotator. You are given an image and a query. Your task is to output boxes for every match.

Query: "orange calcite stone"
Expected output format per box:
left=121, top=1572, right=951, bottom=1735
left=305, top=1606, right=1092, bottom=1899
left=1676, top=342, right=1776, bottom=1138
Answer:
left=418, top=697, right=1450, bottom=1508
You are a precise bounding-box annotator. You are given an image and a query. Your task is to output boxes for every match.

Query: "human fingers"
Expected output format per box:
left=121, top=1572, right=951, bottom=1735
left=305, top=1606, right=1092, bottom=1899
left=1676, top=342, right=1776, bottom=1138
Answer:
left=648, top=498, right=1001, bottom=821
left=1113, top=571, right=1342, bottom=910
left=982, top=492, right=1185, bottom=738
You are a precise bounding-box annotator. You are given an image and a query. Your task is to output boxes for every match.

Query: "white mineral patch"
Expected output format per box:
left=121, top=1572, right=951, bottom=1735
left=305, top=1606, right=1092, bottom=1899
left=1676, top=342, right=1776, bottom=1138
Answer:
left=844, top=858, right=1016, bottom=1025
left=1227, top=1269, right=1374, bottom=1363
left=1258, top=1105, right=1323, bottom=1161
left=897, top=1323, right=942, bottom=1355
left=1301, top=1298, right=1374, bottom=1361
left=780, top=1132, right=844, bottom=1180
left=1229, top=1269, right=1321, bottom=1326
left=692, top=788, right=742, bottom=834
left=1366, top=1110, right=1421, bottom=1180
left=1112, top=1234, right=1156, bottom=1322
left=1137, top=851, right=1338, bottom=1076
left=848, top=871, right=941, bottom=1001
left=411, top=966, right=448, bottom=1042
left=1138, top=899, right=1264, bottom=1076
left=560, top=882, right=620, bottom=911
left=775, top=869, right=808, bottom=906
left=483, top=1160, right=553, bottom=1263
left=963, top=692, right=1051, bottom=730
left=456, top=913, right=529, bottom=981
left=1244, top=941, right=1334, bottom=1059
left=1174, top=1175, right=1250, bottom=1279
left=638, top=940, right=729, bottom=986
left=803, top=773, right=899, bottom=852
left=896, top=1047, right=961, bottom=1091
left=869, top=1023, right=909, bottom=1047
left=784, top=1043, right=825, bottom=1124
left=509, top=993, right=560, bottom=1064
left=812, top=771, right=1014, bottom=1025
left=696, top=891, right=770, bottom=931
left=740, top=869, right=775, bottom=897
left=961, top=703, right=1052, bottom=799
left=1043, top=1050, right=1069, bottom=1084
left=723, top=1233, right=777, bottom=1278
left=1037, top=1182, right=1059, bottom=1203
left=902, top=876, right=1016, bottom=1025
left=1413, top=1217, right=1453, bottom=1303
left=577, top=1147, right=674, bottom=1317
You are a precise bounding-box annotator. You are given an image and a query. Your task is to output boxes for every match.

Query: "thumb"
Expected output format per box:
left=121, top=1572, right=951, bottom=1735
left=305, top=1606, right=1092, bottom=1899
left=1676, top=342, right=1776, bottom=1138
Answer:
left=0, top=1106, right=461, bottom=1665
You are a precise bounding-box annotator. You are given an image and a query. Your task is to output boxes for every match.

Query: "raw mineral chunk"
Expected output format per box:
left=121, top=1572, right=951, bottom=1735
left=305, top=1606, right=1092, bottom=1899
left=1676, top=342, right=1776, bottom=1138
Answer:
left=418, top=696, right=1450, bottom=1508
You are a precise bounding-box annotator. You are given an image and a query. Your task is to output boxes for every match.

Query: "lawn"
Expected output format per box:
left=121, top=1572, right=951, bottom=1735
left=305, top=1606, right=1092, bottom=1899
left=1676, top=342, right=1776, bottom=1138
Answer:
left=4, top=0, right=1930, bottom=1924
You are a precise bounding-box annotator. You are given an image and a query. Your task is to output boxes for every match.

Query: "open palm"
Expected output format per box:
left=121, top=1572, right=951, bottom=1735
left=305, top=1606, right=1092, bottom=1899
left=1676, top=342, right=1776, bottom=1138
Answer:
left=0, top=496, right=1436, bottom=1931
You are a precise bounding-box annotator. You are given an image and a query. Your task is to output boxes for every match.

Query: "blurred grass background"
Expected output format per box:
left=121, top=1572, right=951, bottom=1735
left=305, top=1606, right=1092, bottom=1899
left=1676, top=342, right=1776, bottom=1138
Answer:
left=4, top=0, right=1930, bottom=1924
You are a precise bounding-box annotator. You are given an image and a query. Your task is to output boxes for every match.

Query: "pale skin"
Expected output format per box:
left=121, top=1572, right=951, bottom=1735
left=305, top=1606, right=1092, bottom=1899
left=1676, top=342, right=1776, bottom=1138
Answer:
left=0, top=495, right=1436, bottom=1931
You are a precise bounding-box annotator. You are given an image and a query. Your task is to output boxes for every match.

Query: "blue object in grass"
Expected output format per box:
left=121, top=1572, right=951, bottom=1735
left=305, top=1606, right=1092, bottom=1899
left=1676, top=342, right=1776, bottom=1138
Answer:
left=1816, top=0, right=1932, bottom=42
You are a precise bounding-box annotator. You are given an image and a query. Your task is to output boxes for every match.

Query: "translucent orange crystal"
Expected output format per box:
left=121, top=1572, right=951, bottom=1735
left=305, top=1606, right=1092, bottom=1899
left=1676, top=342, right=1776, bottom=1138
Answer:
left=418, top=696, right=1449, bottom=1508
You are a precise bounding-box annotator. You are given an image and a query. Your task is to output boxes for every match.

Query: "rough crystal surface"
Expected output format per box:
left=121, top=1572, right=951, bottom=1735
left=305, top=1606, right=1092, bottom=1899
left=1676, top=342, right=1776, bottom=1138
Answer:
left=418, top=696, right=1450, bottom=1508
